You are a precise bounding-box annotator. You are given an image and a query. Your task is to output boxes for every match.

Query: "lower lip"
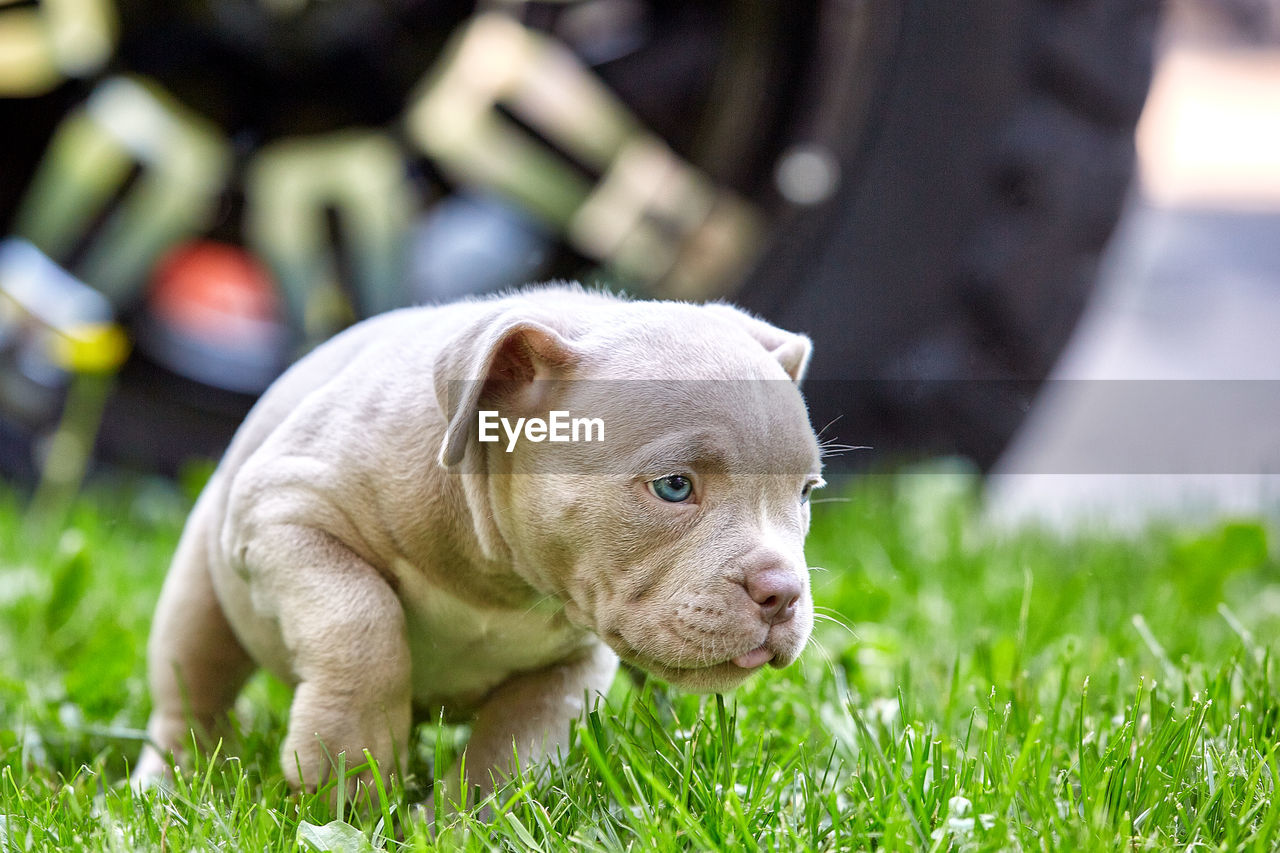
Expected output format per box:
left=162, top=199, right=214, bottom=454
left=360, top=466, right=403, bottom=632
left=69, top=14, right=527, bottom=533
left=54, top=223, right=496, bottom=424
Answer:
left=732, top=644, right=775, bottom=669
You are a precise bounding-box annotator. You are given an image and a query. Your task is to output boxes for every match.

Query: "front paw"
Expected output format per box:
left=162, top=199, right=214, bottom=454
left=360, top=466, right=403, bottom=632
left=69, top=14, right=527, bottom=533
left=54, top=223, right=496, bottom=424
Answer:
left=281, top=682, right=409, bottom=806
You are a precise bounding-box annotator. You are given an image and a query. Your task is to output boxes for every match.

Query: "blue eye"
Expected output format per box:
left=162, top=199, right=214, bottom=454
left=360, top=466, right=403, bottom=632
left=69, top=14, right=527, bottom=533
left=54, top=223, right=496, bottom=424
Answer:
left=648, top=475, right=694, bottom=503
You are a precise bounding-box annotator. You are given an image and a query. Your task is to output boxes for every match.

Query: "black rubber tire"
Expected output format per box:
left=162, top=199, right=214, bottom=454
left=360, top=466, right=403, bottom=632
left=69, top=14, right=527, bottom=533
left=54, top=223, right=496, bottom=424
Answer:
left=740, top=0, right=1159, bottom=469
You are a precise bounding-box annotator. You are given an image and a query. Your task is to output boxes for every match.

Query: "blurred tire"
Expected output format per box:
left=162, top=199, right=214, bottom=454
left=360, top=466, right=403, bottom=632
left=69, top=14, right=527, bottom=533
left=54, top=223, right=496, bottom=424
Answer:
left=741, top=0, right=1158, bottom=468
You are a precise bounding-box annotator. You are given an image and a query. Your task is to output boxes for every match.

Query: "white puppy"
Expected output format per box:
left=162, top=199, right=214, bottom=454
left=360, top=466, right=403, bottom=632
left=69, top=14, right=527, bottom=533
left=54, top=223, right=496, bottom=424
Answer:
left=135, top=285, right=823, bottom=808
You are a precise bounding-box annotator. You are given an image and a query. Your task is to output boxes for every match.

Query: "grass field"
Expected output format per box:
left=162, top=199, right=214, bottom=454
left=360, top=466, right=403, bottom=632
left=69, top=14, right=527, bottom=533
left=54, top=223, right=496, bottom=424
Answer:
left=1, top=468, right=1278, bottom=851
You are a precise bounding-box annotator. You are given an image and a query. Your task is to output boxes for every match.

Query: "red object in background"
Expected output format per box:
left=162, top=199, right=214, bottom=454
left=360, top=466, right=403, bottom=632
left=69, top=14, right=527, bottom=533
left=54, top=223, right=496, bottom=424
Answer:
left=149, top=241, right=281, bottom=345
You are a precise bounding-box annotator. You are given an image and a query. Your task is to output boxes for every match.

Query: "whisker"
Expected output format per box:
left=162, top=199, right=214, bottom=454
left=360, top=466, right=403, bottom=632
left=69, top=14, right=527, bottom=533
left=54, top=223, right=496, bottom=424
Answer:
left=818, top=443, right=872, bottom=459
left=800, top=633, right=853, bottom=704
left=812, top=610, right=860, bottom=641
left=520, top=593, right=560, bottom=617
left=816, top=415, right=844, bottom=440
left=810, top=497, right=853, bottom=505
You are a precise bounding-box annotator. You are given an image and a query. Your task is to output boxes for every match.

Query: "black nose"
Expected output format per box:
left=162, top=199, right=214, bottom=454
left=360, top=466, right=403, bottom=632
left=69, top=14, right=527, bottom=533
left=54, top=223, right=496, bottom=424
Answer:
left=744, top=568, right=801, bottom=625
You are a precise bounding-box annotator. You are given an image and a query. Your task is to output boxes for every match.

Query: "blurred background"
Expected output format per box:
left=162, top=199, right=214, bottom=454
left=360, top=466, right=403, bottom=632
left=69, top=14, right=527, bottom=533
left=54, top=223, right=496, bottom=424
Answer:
left=990, top=0, right=1280, bottom=526
left=0, top=0, right=1275, bottom=526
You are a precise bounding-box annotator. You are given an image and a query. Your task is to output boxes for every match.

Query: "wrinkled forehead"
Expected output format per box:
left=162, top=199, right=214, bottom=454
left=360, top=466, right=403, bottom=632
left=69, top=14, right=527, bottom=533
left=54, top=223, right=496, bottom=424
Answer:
left=561, top=379, right=821, bottom=476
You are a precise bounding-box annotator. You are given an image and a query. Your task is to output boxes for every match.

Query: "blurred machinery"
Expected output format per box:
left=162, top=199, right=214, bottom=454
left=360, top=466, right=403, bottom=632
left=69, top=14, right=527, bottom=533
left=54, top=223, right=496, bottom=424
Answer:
left=0, top=0, right=1160, bottom=479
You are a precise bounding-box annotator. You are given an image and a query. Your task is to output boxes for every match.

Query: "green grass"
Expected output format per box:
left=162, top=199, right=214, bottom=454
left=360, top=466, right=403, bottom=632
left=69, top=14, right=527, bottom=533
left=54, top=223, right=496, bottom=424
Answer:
left=2, top=467, right=1278, bottom=850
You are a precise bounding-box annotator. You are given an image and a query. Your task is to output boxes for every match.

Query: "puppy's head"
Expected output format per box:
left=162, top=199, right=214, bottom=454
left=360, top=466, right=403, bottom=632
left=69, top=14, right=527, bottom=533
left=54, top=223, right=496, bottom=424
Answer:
left=436, top=294, right=822, bottom=691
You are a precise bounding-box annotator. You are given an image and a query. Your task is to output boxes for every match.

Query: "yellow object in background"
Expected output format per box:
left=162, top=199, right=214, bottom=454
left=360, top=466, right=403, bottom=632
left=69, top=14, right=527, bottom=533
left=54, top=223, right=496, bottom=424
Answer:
left=0, top=238, right=130, bottom=375
left=0, top=238, right=129, bottom=526
left=48, top=322, right=130, bottom=374
left=0, top=0, right=117, bottom=96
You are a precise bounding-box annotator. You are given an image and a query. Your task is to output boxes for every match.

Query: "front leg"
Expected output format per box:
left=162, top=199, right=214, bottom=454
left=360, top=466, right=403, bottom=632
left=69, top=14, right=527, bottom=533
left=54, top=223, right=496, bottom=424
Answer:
left=444, top=642, right=618, bottom=812
left=245, top=525, right=412, bottom=798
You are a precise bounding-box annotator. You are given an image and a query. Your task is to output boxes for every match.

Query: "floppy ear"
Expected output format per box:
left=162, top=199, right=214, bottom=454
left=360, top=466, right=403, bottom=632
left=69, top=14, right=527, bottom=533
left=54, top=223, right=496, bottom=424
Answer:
left=705, top=304, right=813, bottom=383
left=434, top=314, right=579, bottom=467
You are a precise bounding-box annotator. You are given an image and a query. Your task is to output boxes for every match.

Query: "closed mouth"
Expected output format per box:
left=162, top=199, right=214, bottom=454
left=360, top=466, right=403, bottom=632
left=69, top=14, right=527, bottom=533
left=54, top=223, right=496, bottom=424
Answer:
left=606, top=621, right=803, bottom=683
left=731, top=643, right=775, bottom=669
left=613, top=635, right=782, bottom=679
